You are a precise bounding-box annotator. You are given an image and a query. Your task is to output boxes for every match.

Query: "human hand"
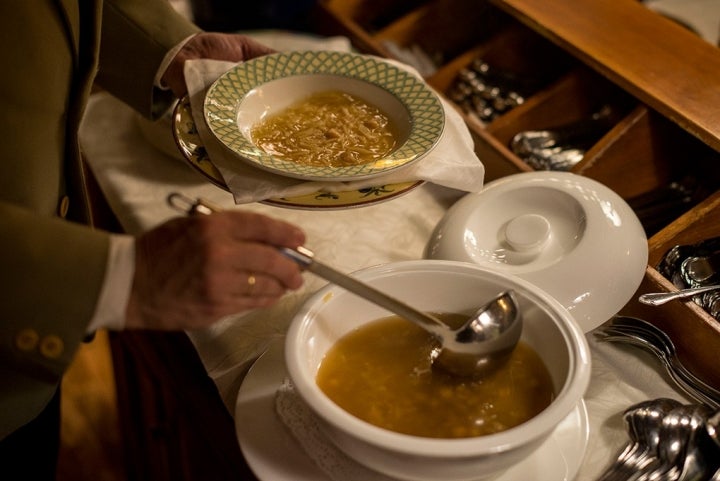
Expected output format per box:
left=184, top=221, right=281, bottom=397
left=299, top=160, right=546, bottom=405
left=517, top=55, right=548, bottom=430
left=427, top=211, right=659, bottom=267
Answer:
left=161, top=32, right=276, bottom=98
left=125, top=210, right=306, bottom=330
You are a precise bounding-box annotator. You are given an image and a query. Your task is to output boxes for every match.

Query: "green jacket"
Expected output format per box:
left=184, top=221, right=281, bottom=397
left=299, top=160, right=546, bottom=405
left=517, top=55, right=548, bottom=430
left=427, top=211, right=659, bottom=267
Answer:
left=0, top=0, right=199, bottom=438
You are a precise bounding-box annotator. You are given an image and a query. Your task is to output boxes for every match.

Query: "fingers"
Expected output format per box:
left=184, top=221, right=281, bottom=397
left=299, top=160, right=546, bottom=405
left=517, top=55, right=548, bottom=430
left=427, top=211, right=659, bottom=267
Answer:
left=162, top=32, right=276, bottom=98
left=191, top=211, right=305, bottom=289
left=126, top=210, right=306, bottom=331
left=219, top=210, right=306, bottom=249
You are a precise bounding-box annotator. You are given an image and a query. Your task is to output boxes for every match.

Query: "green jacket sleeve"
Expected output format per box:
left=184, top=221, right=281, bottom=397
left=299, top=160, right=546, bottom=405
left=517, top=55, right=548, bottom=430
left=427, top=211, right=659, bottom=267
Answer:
left=0, top=0, right=199, bottom=439
left=0, top=204, right=109, bottom=437
left=96, top=0, right=201, bottom=119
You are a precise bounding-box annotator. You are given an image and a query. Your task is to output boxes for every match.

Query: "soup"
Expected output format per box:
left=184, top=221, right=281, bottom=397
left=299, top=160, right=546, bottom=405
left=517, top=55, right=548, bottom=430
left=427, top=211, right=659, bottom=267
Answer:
left=316, top=314, right=554, bottom=439
left=250, top=90, right=398, bottom=167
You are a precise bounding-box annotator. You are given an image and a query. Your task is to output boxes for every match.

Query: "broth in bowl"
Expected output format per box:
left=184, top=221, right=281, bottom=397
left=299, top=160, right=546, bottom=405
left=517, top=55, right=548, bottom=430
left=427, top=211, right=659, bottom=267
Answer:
left=316, top=313, right=554, bottom=439
left=251, top=90, right=399, bottom=167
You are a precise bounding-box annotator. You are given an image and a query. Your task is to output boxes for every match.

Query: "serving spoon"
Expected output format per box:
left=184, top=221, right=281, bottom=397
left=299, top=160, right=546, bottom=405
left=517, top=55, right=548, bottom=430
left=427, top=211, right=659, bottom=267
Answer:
left=167, top=193, right=522, bottom=378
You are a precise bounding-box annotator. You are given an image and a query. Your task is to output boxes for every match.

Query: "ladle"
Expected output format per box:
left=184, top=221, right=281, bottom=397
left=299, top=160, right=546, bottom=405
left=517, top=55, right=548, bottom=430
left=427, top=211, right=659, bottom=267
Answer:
left=167, top=193, right=523, bottom=378
left=638, top=285, right=720, bottom=306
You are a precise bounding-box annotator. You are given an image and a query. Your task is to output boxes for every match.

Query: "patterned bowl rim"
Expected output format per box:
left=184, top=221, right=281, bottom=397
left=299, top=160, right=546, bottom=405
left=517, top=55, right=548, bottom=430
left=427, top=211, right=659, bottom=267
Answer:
left=203, top=50, right=445, bottom=181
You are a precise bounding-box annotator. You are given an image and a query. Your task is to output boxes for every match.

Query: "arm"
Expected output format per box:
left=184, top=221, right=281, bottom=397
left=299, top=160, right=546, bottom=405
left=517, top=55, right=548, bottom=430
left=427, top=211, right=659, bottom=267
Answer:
left=95, top=0, right=200, bottom=118
left=96, top=0, right=276, bottom=117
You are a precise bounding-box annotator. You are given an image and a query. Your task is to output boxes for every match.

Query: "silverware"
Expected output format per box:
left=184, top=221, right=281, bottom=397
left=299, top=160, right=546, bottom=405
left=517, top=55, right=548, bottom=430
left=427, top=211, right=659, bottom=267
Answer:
left=638, top=285, right=720, bottom=306
left=638, top=404, right=713, bottom=481
left=595, top=399, right=720, bottom=481
left=681, top=252, right=720, bottom=285
left=596, top=398, right=682, bottom=481
left=708, top=411, right=720, bottom=480
left=595, top=317, right=720, bottom=410
left=510, top=105, right=621, bottom=171
left=447, top=57, right=548, bottom=123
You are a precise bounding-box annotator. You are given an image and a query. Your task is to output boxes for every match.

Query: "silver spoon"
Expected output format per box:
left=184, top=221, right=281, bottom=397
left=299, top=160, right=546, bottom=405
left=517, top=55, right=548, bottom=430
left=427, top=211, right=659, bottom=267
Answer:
left=596, top=398, right=682, bottom=481
left=708, top=410, right=720, bottom=481
left=668, top=404, right=716, bottom=481
left=167, top=193, right=523, bottom=378
left=681, top=252, right=720, bottom=285
left=638, top=404, right=711, bottom=481
left=638, top=285, right=720, bottom=306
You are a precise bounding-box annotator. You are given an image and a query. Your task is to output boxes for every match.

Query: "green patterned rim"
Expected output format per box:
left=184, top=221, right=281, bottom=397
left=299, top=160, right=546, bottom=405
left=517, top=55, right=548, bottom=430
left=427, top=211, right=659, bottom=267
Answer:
left=203, top=50, right=445, bottom=181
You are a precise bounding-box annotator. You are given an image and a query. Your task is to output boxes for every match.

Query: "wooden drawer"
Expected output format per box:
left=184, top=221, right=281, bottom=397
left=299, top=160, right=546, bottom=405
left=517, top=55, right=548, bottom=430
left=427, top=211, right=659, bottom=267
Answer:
left=310, top=0, right=720, bottom=384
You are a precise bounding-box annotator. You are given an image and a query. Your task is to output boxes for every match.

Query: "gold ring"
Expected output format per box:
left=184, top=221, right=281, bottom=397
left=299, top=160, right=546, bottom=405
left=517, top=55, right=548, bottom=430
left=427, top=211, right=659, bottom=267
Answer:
left=247, top=273, right=257, bottom=295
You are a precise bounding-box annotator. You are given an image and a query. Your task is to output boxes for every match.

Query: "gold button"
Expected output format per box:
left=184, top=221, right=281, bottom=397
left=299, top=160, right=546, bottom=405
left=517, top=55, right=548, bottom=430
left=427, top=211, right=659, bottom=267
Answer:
left=15, top=329, right=40, bottom=352
left=39, top=335, right=64, bottom=359
left=58, top=196, right=70, bottom=218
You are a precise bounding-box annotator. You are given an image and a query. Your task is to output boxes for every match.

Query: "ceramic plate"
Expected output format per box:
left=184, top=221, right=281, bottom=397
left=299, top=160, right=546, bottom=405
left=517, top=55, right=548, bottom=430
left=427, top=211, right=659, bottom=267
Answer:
left=203, top=50, right=444, bottom=181
left=234, top=340, right=590, bottom=481
left=172, top=96, right=423, bottom=209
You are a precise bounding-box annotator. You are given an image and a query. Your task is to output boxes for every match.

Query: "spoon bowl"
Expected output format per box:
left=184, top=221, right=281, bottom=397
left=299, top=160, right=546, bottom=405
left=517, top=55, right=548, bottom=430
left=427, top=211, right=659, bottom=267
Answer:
left=596, top=398, right=682, bottom=480
left=646, top=404, right=712, bottom=481
left=433, top=291, right=522, bottom=377
left=681, top=252, right=720, bottom=285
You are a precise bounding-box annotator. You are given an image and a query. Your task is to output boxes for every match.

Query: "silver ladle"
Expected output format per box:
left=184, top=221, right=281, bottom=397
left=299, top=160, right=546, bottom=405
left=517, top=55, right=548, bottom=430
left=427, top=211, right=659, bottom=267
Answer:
left=638, top=285, right=720, bottom=306
left=167, top=193, right=523, bottom=378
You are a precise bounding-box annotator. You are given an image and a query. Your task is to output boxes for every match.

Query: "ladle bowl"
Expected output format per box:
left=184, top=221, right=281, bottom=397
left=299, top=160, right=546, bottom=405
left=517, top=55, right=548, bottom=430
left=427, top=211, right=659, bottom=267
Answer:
left=285, top=260, right=590, bottom=481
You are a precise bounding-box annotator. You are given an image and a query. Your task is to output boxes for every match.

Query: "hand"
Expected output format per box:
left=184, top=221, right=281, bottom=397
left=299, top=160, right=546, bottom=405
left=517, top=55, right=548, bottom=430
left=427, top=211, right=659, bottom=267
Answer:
left=162, top=32, right=276, bottom=97
left=125, top=210, right=306, bottom=330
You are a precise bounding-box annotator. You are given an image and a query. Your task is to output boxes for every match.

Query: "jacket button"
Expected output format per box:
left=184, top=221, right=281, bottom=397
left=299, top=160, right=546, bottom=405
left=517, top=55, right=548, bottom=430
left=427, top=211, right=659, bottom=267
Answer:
left=39, top=335, right=64, bottom=359
left=58, top=196, right=70, bottom=218
left=15, top=329, right=40, bottom=352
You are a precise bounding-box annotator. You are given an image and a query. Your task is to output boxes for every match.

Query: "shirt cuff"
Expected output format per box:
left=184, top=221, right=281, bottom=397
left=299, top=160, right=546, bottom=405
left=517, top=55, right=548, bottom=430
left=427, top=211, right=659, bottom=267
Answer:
left=154, top=33, right=198, bottom=89
left=87, top=234, right=136, bottom=333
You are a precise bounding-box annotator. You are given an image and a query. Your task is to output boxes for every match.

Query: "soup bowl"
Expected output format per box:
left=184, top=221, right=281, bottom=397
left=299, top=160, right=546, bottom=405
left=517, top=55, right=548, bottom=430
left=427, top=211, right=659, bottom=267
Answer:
left=203, top=50, right=445, bottom=181
left=285, top=260, right=591, bottom=481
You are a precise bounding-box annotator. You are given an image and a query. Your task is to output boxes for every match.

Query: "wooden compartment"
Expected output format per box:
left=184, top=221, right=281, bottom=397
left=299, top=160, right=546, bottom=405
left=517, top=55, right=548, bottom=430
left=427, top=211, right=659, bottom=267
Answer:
left=621, top=191, right=720, bottom=388
left=310, top=0, right=720, bottom=384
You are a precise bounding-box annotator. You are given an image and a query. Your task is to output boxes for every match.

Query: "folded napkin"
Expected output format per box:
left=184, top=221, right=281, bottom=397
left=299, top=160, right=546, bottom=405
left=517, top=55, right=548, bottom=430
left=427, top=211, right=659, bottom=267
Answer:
left=184, top=57, right=484, bottom=204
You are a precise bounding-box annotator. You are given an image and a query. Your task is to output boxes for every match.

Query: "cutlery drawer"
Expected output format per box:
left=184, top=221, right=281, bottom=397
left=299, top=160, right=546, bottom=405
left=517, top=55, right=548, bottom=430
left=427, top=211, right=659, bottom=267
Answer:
left=311, top=0, right=720, bottom=385
left=313, top=0, right=719, bottom=213
left=622, top=191, right=720, bottom=388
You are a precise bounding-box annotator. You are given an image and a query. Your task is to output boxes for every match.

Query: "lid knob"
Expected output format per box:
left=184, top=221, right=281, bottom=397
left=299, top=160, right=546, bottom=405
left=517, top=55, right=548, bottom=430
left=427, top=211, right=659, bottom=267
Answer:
left=504, top=214, right=550, bottom=252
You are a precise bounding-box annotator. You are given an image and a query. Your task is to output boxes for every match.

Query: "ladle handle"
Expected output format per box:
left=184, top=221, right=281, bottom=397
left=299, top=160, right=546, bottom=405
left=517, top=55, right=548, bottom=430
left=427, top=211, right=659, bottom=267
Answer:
left=279, top=246, right=450, bottom=337
left=166, top=193, right=451, bottom=338
left=638, top=285, right=720, bottom=306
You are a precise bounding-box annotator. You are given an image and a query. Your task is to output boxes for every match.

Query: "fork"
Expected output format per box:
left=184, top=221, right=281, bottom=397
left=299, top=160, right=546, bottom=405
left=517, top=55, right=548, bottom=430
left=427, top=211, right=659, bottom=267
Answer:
left=596, top=317, right=720, bottom=409
left=595, top=317, right=720, bottom=410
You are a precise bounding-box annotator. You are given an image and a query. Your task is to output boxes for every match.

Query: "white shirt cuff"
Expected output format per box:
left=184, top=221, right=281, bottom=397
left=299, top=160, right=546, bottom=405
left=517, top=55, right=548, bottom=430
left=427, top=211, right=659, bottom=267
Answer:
left=154, top=34, right=198, bottom=89
left=87, top=234, right=136, bottom=333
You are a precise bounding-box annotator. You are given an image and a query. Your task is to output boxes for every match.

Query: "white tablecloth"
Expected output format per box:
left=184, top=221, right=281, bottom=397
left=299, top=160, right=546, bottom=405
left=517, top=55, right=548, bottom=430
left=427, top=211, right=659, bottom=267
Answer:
left=80, top=91, right=692, bottom=481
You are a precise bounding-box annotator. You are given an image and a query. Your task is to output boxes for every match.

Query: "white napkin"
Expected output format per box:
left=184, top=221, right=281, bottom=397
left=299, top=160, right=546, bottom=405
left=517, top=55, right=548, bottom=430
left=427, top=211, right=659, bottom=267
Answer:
left=183, top=58, right=484, bottom=204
